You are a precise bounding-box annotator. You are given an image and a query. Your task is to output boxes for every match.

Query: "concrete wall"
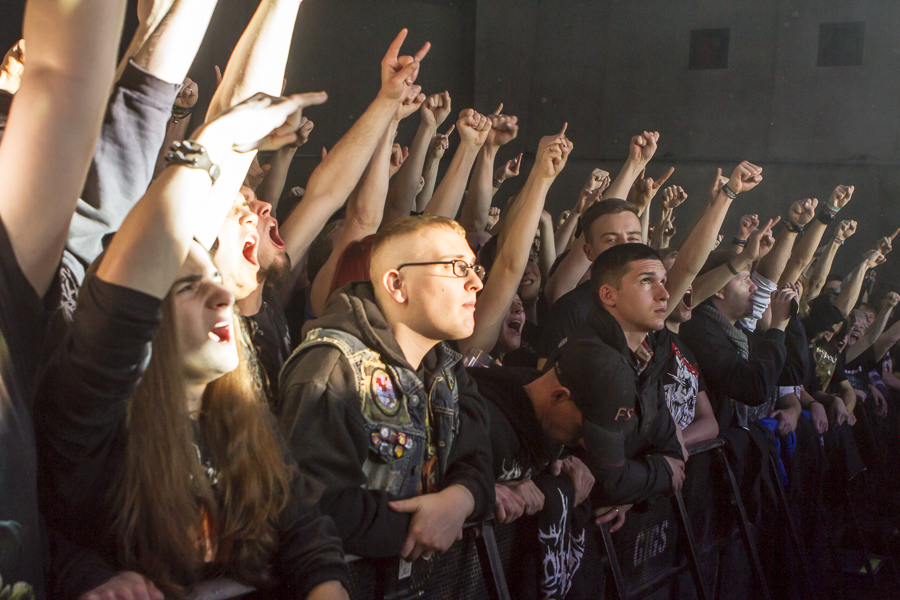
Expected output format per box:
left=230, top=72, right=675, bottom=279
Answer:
left=2, top=0, right=898, bottom=282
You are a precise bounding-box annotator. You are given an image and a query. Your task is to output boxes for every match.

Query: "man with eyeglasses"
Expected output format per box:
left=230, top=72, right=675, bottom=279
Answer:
left=278, top=215, right=495, bottom=562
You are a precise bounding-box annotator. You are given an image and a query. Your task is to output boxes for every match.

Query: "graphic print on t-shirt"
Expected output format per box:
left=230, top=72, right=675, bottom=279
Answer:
left=663, top=342, right=700, bottom=430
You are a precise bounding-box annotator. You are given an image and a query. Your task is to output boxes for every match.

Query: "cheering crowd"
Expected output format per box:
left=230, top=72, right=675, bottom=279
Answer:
left=2, top=0, right=900, bottom=598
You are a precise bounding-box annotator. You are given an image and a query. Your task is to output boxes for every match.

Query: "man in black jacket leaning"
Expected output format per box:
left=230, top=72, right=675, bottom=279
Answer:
left=277, top=215, right=494, bottom=561
left=549, top=244, right=687, bottom=522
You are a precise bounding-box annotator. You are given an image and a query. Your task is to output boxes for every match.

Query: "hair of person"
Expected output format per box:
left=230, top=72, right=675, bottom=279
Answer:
left=582, top=198, right=640, bottom=244
left=589, top=243, right=663, bottom=300
left=329, top=234, right=376, bottom=296
left=112, top=295, right=292, bottom=594
left=307, top=219, right=346, bottom=284
left=826, top=272, right=844, bottom=284
left=370, top=215, right=466, bottom=260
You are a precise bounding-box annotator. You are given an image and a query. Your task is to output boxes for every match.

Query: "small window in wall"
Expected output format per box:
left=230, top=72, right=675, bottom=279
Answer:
left=817, top=22, right=865, bottom=67
left=689, top=28, right=729, bottom=70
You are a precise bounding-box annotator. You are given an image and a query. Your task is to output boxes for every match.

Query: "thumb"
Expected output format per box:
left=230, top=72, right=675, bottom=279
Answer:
left=550, top=461, right=563, bottom=476
left=389, top=497, right=420, bottom=513
left=396, top=60, right=420, bottom=84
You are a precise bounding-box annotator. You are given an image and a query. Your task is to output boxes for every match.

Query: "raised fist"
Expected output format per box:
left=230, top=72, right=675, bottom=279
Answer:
left=725, top=161, right=763, bottom=195
left=788, top=198, right=818, bottom=227
left=737, top=214, right=760, bottom=240
left=175, top=77, right=199, bottom=109
left=631, top=167, right=674, bottom=213
left=741, top=217, right=779, bottom=261
left=486, top=108, right=519, bottom=147
left=585, top=168, right=611, bottom=193
left=389, top=144, right=409, bottom=178
left=628, top=131, right=660, bottom=165
left=836, top=219, right=857, bottom=241
left=285, top=117, right=314, bottom=149
left=456, top=108, right=492, bottom=148
left=420, top=91, right=452, bottom=127
left=829, top=184, right=855, bottom=209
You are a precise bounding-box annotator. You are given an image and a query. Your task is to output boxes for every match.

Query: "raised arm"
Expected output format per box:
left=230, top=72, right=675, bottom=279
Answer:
left=97, top=93, right=321, bottom=297
left=848, top=292, right=899, bottom=363
left=0, top=0, right=126, bottom=296
left=278, top=30, right=429, bottom=265
left=806, top=220, right=856, bottom=302
left=664, top=161, right=763, bottom=316
left=755, top=198, right=816, bottom=283
left=459, top=125, right=572, bottom=355
left=555, top=172, right=607, bottom=256
left=382, top=91, right=450, bottom=224
left=459, top=106, right=518, bottom=246
left=414, top=125, right=453, bottom=212
left=423, top=108, right=491, bottom=218
left=834, top=249, right=886, bottom=318
left=780, top=186, right=854, bottom=285
left=603, top=132, right=659, bottom=201
left=255, top=116, right=313, bottom=209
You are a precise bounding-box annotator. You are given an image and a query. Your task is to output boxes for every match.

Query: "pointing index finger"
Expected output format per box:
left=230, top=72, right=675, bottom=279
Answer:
left=386, top=29, right=408, bottom=61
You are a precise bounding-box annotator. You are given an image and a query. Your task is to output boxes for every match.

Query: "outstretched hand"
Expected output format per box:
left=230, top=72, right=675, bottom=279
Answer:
left=876, top=228, right=899, bottom=256
left=380, top=29, right=431, bottom=101
left=662, top=185, right=687, bottom=210
left=495, top=153, right=523, bottom=182
left=631, top=166, right=674, bottom=213
left=741, top=217, right=779, bottom=261
left=429, top=124, right=454, bottom=159
left=197, top=91, right=328, bottom=155
left=585, top=168, right=611, bottom=193
left=80, top=571, right=163, bottom=600
left=737, top=214, right=760, bottom=240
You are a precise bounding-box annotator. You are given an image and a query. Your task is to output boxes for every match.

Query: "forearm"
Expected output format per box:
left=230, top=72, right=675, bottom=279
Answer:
left=806, top=238, right=841, bottom=301
left=780, top=219, right=827, bottom=285
left=665, top=192, right=733, bottom=316
left=604, top=159, right=643, bottom=201
left=0, top=0, right=127, bottom=295
left=281, top=95, right=398, bottom=263
left=130, top=0, right=218, bottom=85
left=681, top=415, right=719, bottom=446
left=383, top=120, right=436, bottom=224
left=554, top=210, right=579, bottom=256
left=538, top=215, right=556, bottom=283
left=873, top=319, right=900, bottom=362
left=543, top=235, right=591, bottom=304
left=459, top=144, right=498, bottom=243
left=152, top=115, right=191, bottom=179
left=309, top=123, right=394, bottom=315
left=460, top=176, right=551, bottom=354
left=415, top=155, right=440, bottom=212
left=834, top=261, right=868, bottom=317
left=776, top=391, right=802, bottom=415
left=424, top=141, right=480, bottom=218
left=756, top=229, right=797, bottom=283
left=256, top=147, right=297, bottom=209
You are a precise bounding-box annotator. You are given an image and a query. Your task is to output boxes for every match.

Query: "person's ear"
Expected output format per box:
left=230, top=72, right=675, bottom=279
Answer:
left=583, top=241, right=596, bottom=262
left=714, top=288, right=726, bottom=301
left=598, top=283, right=617, bottom=308
left=551, top=386, right=572, bottom=406
left=381, top=270, right=407, bottom=304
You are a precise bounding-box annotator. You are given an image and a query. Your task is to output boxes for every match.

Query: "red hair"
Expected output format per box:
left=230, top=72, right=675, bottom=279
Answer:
left=329, top=234, right=376, bottom=296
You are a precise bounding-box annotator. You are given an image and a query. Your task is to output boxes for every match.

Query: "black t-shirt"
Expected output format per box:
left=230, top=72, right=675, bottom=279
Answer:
left=660, top=330, right=707, bottom=430
left=807, top=342, right=846, bottom=394
left=466, top=366, right=559, bottom=481
left=844, top=345, right=877, bottom=392
left=536, top=281, right=592, bottom=358
left=0, top=214, right=52, bottom=598
left=244, top=286, right=292, bottom=405
left=0, top=90, right=12, bottom=143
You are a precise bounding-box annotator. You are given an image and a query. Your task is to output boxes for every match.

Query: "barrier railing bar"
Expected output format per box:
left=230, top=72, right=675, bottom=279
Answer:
left=600, top=521, right=630, bottom=600
left=476, top=520, right=512, bottom=600
left=671, top=489, right=711, bottom=600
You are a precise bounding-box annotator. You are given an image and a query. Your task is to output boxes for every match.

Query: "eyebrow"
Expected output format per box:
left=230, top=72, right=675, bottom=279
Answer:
left=173, top=274, right=203, bottom=287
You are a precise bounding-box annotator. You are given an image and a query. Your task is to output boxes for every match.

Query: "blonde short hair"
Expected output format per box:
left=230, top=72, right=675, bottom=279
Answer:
left=371, top=215, right=466, bottom=258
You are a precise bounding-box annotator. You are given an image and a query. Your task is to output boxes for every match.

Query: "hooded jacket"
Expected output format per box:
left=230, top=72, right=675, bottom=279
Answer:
left=277, top=282, right=494, bottom=557
left=554, top=305, right=684, bottom=506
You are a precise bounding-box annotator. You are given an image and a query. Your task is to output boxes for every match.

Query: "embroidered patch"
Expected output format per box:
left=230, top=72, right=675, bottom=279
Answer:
left=371, top=369, right=399, bottom=415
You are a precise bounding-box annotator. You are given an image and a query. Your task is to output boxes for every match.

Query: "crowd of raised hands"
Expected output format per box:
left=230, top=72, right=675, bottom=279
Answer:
left=2, top=0, right=899, bottom=599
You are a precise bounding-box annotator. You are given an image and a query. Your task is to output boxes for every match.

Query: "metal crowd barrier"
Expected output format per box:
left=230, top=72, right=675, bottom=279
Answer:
left=188, top=437, right=797, bottom=600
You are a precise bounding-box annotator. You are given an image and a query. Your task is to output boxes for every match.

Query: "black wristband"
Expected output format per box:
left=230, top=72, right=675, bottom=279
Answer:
left=731, top=237, right=748, bottom=247
left=784, top=220, right=804, bottom=235
left=817, top=210, right=836, bottom=225
left=165, top=140, right=220, bottom=184
left=721, top=183, right=737, bottom=200
left=172, top=105, right=193, bottom=124
left=492, top=178, right=503, bottom=189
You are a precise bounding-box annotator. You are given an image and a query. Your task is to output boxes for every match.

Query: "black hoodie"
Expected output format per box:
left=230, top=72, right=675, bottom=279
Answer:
left=277, top=282, right=494, bottom=557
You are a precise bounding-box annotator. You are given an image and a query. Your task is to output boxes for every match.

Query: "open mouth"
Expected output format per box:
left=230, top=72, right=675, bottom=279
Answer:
left=508, top=319, right=523, bottom=335
left=242, top=233, right=260, bottom=267
left=208, top=320, right=232, bottom=343
left=268, top=221, right=286, bottom=249
left=682, top=288, right=693, bottom=310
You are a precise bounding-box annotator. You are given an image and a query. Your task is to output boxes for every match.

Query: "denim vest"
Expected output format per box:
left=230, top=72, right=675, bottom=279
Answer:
left=297, top=327, right=462, bottom=499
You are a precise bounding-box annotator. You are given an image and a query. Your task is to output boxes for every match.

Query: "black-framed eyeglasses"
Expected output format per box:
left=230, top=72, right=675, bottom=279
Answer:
left=397, top=259, right=486, bottom=280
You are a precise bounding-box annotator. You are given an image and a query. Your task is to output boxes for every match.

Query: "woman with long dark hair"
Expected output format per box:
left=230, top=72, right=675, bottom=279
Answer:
left=37, top=92, right=350, bottom=599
